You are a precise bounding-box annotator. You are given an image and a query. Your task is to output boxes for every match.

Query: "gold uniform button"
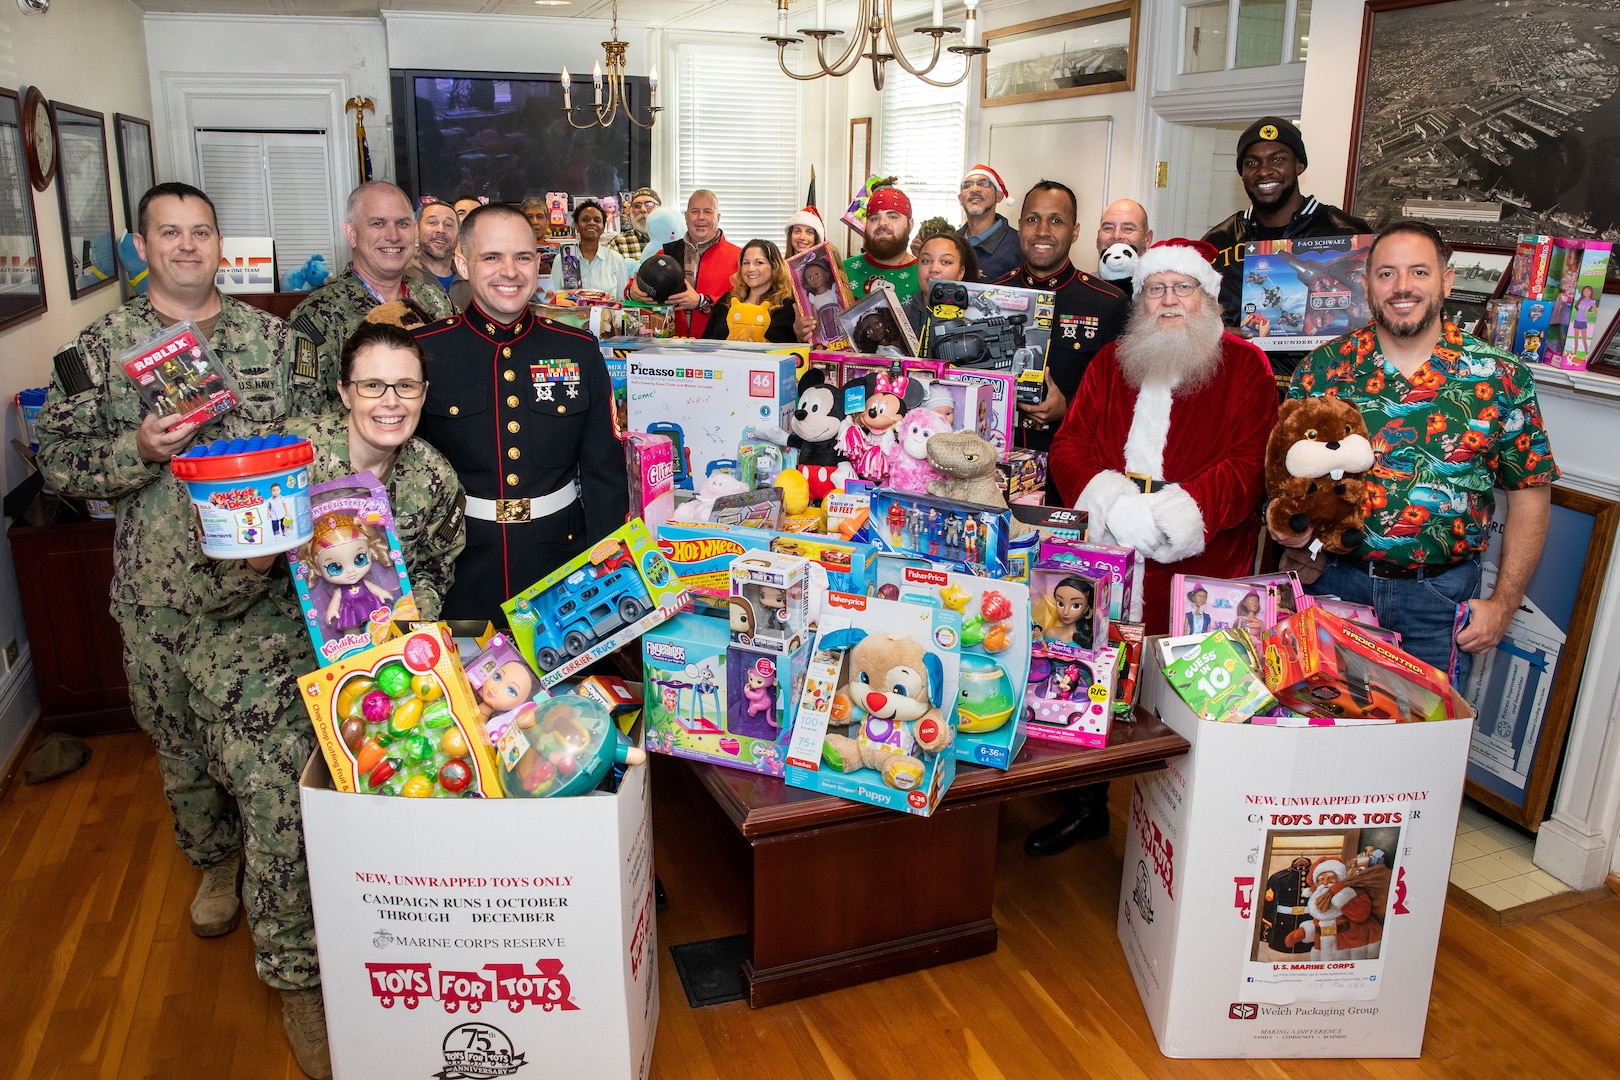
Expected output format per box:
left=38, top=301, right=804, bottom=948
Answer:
left=449, top=405, right=459, bottom=416
left=506, top=473, right=520, bottom=487
left=502, top=347, right=512, bottom=358
left=485, top=322, right=496, bottom=333
left=514, top=322, right=524, bottom=332
left=507, top=447, right=521, bottom=459
left=506, top=395, right=520, bottom=407
left=507, top=421, right=520, bottom=433
left=556, top=405, right=565, bottom=413
left=503, top=369, right=516, bottom=382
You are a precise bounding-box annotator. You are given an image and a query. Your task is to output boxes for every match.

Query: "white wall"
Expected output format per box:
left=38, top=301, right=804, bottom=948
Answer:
left=0, top=0, right=154, bottom=767
left=1294, top=0, right=1364, bottom=210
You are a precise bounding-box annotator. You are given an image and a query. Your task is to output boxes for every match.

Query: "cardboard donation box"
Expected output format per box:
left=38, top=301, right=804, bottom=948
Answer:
left=1119, top=643, right=1472, bottom=1058
left=300, top=756, right=659, bottom=1080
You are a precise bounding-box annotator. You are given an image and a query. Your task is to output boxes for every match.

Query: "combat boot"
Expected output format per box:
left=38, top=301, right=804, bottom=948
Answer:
left=190, top=851, right=242, bottom=937
left=281, top=987, right=333, bottom=1079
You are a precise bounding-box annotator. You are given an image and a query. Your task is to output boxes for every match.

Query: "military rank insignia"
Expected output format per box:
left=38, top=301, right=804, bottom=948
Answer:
left=294, top=336, right=318, bottom=382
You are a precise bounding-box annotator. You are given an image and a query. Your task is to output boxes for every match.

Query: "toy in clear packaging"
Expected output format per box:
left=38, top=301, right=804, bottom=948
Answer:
left=729, top=552, right=810, bottom=654
left=624, top=431, right=675, bottom=531
left=463, top=632, right=550, bottom=745
left=1030, top=564, right=1108, bottom=656
left=654, top=521, right=875, bottom=612
left=118, top=320, right=238, bottom=428
left=836, top=282, right=917, bottom=356
left=300, top=626, right=503, bottom=797
left=1037, top=538, right=1135, bottom=623
left=1109, top=620, right=1145, bottom=717
left=787, top=244, right=855, bottom=348
left=544, top=192, right=573, bottom=242
left=495, top=695, right=645, bottom=798
left=919, top=280, right=1053, bottom=405
left=1023, top=645, right=1117, bottom=748
left=739, top=437, right=797, bottom=490
left=870, top=488, right=1012, bottom=577
left=1171, top=573, right=1275, bottom=653
left=936, top=370, right=1016, bottom=454
left=288, top=471, right=417, bottom=666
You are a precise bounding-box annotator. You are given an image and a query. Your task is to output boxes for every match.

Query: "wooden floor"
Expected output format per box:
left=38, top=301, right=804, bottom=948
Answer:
left=4, top=732, right=1619, bottom=1079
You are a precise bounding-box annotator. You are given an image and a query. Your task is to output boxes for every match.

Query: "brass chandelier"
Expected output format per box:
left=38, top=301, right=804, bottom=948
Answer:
left=764, top=0, right=989, bottom=90
left=560, top=0, right=661, bottom=130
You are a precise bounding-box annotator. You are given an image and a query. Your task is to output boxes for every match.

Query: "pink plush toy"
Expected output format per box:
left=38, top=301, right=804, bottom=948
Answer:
left=886, top=408, right=951, bottom=493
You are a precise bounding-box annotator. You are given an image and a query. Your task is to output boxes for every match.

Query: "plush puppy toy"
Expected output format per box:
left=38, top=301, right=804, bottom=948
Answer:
left=819, top=630, right=951, bottom=791
left=1265, top=396, right=1373, bottom=572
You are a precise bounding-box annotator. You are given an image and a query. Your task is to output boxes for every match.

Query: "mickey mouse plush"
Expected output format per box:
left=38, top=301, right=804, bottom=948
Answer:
left=783, top=368, right=852, bottom=502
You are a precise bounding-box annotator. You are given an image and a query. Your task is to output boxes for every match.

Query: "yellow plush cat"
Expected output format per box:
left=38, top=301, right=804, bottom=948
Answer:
left=727, top=301, right=772, bottom=342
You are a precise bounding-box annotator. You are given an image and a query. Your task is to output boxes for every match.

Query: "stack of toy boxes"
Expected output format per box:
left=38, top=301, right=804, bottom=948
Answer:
left=1508, top=235, right=1613, bottom=369
left=654, top=521, right=877, bottom=611
left=1263, top=606, right=1457, bottom=723
left=1023, top=538, right=1132, bottom=747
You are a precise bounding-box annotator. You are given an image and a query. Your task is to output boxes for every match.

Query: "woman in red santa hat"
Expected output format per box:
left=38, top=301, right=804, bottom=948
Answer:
left=785, top=205, right=825, bottom=255
left=1047, top=237, right=1278, bottom=635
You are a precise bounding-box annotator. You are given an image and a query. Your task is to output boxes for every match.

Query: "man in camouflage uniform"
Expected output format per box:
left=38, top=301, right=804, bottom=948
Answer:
left=34, top=182, right=332, bottom=1078
left=288, top=181, right=454, bottom=406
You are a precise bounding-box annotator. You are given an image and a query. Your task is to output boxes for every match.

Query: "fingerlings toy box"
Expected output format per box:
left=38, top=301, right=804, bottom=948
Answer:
left=300, top=624, right=503, bottom=798
left=502, top=518, right=690, bottom=688
left=875, top=557, right=1029, bottom=769
left=641, top=611, right=802, bottom=776
left=784, top=592, right=962, bottom=816
left=624, top=350, right=797, bottom=484
left=288, top=471, right=419, bottom=667
left=1263, top=606, right=1456, bottom=723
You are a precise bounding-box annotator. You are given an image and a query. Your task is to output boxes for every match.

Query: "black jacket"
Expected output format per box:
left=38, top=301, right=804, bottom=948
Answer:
left=1203, top=196, right=1373, bottom=328
left=701, top=294, right=799, bottom=343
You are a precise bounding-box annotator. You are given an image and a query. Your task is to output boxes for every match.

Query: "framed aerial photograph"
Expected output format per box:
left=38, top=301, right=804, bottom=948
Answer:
left=1444, top=246, right=1511, bottom=337
left=113, top=114, right=154, bottom=233
left=0, top=88, right=46, bottom=330
left=1463, top=486, right=1619, bottom=829
left=981, top=1, right=1137, bottom=108
left=1346, top=0, right=1620, bottom=286
left=50, top=101, right=116, bottom=299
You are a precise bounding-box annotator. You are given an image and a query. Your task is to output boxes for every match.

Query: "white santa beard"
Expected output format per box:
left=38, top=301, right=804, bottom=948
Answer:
left=1115, top=299, right=1226, bottom=391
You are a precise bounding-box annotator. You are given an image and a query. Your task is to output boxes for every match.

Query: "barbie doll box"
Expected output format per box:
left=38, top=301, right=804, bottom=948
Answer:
left=1118, top=642, right=1472, bottom=1057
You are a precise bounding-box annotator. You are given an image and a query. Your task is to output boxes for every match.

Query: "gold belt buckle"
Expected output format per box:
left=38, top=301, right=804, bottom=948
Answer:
left=495, top=498, right=531, bottom=523
left=1127, top=471, right=1158, bottom=493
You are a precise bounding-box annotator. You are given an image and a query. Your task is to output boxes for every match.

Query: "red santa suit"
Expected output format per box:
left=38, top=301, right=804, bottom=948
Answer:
left=1046, top=240, right=1277, bottom=635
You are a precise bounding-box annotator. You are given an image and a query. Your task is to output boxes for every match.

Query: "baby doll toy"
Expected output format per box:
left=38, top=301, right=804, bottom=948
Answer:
left=819, top=630, right=951, bottom=791
left=301, top=512, right=397, bottom=637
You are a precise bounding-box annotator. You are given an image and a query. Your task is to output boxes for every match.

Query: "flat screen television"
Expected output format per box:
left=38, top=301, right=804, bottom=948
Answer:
left=391, top=69, right=653, bottom=206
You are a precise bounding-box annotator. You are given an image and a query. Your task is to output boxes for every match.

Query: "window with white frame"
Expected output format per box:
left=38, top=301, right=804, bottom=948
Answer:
left=675, top=42, right=801, bottom=245
left=879, top=72, right=969, bottom=233
left=1181, top=0, right=1311, bottom=75
left=195, top=129, right=337, bottom=280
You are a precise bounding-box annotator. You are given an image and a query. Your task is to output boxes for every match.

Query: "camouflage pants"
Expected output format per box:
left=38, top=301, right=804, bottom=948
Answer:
left=189, top=689, right=320, bottom=990
left=114, top=602, right=243, bottom=868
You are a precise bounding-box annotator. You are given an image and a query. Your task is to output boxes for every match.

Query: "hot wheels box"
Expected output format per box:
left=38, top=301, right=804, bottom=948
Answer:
left=299, top=625, right=504, bottom=798
left=876, top=557, right=1029, bottom=769
left=502, top=519, right=690, bottom=687
left=784, top=592, right=962, bottom=816
left=624, top=351, right=797, bottom=484
left=641, top=611, right=799, bottom=776
left=1263, top=607, right=1455, bottom=723
left=655, top=522, right=876, bottom=610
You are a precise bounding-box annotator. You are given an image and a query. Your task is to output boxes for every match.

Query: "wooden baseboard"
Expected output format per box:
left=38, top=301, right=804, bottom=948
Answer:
left=1607, top=872, right=1619, bottom=898
left=1447, top=880, right=1614, bottom=926
left=0, top=707, right=43, bottom=799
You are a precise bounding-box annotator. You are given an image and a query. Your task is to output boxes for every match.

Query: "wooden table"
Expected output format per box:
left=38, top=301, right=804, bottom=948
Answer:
left=682, top=712, right=1190, bottom=1006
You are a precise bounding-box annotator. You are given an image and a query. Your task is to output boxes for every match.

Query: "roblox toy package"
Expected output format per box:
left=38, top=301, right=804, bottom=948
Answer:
left=876, top=557, right=1029, bottom=769
left=785, top=592, right=962, bottom=816
left=118, top=320, right=237, bottom=429
left=1263, top=606, right=1456, bottom=723
left=288, top=471, right=418, bottom=667
left=503, top=519, right=690, bottom=687
left=300, top=625, right=503, bottom=797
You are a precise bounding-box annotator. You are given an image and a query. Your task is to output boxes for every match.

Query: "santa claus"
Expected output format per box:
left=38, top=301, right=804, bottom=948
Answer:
left=1048, top=237, right=1277, bottom=634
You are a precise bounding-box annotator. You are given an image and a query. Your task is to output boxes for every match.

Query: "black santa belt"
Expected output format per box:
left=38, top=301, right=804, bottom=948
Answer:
left=1127, top=472, right=1168, bottom=493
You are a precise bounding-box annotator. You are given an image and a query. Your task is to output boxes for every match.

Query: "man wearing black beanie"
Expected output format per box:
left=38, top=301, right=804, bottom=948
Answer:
left=1203, top=117, right=1372, bottom=382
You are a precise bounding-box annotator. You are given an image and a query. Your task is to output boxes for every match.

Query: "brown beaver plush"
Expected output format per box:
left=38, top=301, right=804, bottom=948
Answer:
left=1265, top=396, right=1373, bottom=556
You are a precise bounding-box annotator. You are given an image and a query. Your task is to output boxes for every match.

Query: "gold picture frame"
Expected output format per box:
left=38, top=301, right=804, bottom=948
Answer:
left=981, top=1, right=1138, bottom=108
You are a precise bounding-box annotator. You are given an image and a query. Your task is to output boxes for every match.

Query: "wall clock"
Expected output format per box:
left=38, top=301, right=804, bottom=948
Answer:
left=21, top=84, right=54, bottom=191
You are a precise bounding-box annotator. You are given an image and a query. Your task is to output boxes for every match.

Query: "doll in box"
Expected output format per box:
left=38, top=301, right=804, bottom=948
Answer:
left=301, top=512, right=398, bottom=637
left=1037, top=575, right=1098, bottom=651
left=465, top=633, right=547, bottom=744
left=841, top=372, right=924, bottom=483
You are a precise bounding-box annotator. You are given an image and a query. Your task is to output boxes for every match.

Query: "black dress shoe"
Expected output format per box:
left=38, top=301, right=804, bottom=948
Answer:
left=655, top=875, right=668, bottom=912
left=1024, top=806, right=1111, bottom=856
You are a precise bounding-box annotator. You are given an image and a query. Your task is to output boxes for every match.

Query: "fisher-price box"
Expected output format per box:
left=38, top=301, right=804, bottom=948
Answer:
left=876, top=557, right=1029, bottom=769
left=624, top=351, right=797, bottom=483
left=784, top=592, right=962, bottom=816
left=300, top=745, right=658, bottom=1080
left=641, top=611, right=800, bottom=776
left=503, top=519, right=690, bottom=688
left=1118, top=642, right=1471, bottom=1057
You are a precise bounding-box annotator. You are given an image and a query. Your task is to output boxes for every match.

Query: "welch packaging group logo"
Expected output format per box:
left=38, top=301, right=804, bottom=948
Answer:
left=1229, top=1002, right=1259, bottom=1020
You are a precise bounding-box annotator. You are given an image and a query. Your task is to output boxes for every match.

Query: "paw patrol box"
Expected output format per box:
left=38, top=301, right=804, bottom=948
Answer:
left=655, top=521, right=876, bottom=611
left=784, top=592, right=962, bottom=816
left=624, top=351, right=797, bottom=483
left=876, top=557, right=1028, bottom=769
left=641, top=611, right=803, bottom=776
left=1263, top=606, right=1456, bottom=723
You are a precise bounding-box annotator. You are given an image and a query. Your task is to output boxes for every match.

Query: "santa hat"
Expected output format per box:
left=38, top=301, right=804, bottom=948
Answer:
left=1133, top=237, right=1222, bottom=298
left=867, top=183, right=913, bottom=219
left=787, top=206, right=825, bottom=244
left=1311, top=857, right=1347, bottom=883
left=961, top=164, right=1009, bottom=201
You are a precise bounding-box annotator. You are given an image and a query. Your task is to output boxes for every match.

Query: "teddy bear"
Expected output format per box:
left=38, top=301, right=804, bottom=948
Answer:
left=886, top=408, right=951, bottom=493
left=925, top=431, right=1035, bottom=537
left=1265, top=396, right=1373, bottom=574
left=819, top=630, right=951, bottom=791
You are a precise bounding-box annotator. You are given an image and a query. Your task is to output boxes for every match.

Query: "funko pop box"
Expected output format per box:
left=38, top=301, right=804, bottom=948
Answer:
left=1119, top=642, right=1472, bottom=1058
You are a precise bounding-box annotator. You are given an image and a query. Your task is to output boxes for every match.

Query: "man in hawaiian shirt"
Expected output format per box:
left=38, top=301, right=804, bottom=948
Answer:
left=1278, top=220, right=1557, bottom=684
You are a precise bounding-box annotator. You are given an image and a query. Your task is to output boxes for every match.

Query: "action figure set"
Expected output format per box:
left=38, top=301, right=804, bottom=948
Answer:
left=869, top=488, right=1013, bottom=578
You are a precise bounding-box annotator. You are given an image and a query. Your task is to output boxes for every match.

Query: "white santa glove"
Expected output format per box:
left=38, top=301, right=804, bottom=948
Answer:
left=1106, top=490, right=1165, bottom=554
left=1142, top=485, right=1207, bottom=564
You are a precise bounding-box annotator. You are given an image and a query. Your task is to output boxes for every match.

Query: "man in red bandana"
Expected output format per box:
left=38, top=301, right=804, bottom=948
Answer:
left=843, top=182, right=920, bottom=303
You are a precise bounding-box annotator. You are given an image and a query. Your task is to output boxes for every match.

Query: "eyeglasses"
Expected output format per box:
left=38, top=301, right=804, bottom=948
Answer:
left=347, top=378, right=427, bottom=399
left=629, top=199, right=659, bottom=210
left=960, top=178, right=996, bottom=190
left=1143, top=281, right=1202, bottom=298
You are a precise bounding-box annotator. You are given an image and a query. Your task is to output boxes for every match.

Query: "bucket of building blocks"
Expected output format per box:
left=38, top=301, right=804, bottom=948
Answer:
left=14, top=387, right=45, bottom=452
left=170, top=433, right=314, bottom=558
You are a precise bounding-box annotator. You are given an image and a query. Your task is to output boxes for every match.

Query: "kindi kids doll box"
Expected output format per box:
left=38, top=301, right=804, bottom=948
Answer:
left=300, top=624, right=504, bottom=797
left=1263, top=606, right=1456, bottom=724
left=784, top=591, right=962, bottom=816
left=288, top=471, right=418, bottom=667
left=874, top=556, right=1029, bottom=770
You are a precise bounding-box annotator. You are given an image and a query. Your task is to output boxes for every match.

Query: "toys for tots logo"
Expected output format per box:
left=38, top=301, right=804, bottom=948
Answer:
left=435, top=1021, right=526, bottom=1079
left=365, top=958, right=579, bottom=1013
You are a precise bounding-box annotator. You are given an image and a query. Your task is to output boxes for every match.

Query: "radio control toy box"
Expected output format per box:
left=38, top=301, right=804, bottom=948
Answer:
left=503, top=518, right=690, bottom=688
left=1025, top=644, right=1118, bottom=748
left=1263, top=607, right=1455, bottom=723
left=784, top=592, right=962, bottom=815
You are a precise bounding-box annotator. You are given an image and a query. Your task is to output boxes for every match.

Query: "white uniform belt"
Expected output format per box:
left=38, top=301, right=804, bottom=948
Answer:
left=465, top=480, right=581, bottom=523
left=1278, top=905, right=1309, bottom=915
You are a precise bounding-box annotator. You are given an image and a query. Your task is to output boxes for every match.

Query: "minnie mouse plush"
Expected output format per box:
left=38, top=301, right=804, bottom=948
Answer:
left=841, top=372, right=925, bottom=483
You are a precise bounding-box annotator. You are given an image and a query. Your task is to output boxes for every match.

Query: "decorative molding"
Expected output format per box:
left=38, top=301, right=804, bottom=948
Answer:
left=1148, top=69, right=1305, bottom=123
left=0, top=645, right=39, bottom=792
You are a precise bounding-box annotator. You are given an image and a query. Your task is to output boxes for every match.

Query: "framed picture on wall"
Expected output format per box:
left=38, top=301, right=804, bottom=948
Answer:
left=50, top=101, right=116, bottom=299
left=846, top=117, right=870, bottom=253
left=0, top=88, right=48, bottom=330
left=113, top=114, right=154, bottom=234
left=1463, top=485, right=1619, bottom=829
left=981, top=1, right=1138, bottom=108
